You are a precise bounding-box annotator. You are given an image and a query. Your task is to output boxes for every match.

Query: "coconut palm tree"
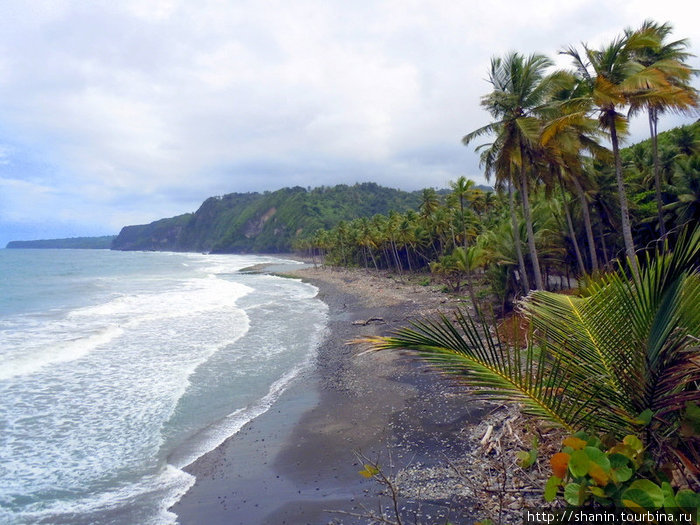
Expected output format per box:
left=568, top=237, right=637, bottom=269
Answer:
left=539, top=87, right=609, bottom=274
left=665, top=155, right=700, bottom=226
left=453, top=244, right=488, bottom=311
left=450, top=176, right=479, bottom=251
left=419, top=188, right=441, bottom=219
left=627, top=20, right=699, bottom=236
left=464, top=52, right=560, bottom=291
left=478, top=135, right=531, bottom=293
left=562, top=31, right=669, bottom=279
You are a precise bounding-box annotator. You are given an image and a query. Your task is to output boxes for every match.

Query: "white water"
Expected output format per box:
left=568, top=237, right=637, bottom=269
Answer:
left=0, top=250, right=327, bottom=524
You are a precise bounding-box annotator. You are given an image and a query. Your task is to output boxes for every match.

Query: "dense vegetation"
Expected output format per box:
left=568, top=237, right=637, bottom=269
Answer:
left=348, top=20, right=699, bottom=519
left=5, top=236, right=116, bottom=249
left=303, top=120, right=698, bottom=309
left=112, top=183, right=423, bottom=253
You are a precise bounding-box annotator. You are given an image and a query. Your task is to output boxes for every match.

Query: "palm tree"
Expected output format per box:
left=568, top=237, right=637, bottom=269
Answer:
left=419, top=188, right=441, bottom=218
left=453, top=245, right=488, bottom=311
left=673, top=125, right=700, bottom=157
left=562, top=31, right=668, bottom=279
left=665, top=154, right=700, bottom=226
left=364, top=226, right=700, bottom=471
left=450, top=176, right=479, bottom=251
left=627, top=20, right=699, bottom=236
left=539, top=87, right=609, bottom=274
left=464, top=52, right=559, bottom=291
left=475, top=135, right=531, bottom=293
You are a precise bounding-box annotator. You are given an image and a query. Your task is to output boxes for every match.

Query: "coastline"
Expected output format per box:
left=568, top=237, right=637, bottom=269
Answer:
left=172, top=266, right=487, bottom=524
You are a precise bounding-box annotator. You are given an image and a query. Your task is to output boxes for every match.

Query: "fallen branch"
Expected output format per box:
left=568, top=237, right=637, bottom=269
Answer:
left=352, top=317, right=386, bottom=326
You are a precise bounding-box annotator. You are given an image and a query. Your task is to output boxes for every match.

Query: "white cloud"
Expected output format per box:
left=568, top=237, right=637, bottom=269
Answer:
left=0, top=0, right=697, bottom=243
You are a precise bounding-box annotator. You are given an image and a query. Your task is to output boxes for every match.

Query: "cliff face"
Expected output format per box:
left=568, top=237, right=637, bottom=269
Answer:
left=111, top=183, right=422, bottom=253
left=112, top=215, right=192, bottom=251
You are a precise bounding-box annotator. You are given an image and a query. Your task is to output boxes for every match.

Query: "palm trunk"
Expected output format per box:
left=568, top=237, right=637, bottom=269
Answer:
left=520, top=161, right=544, bottom=290
left=382, top=246, right=392, bottom=271
left=610, top=119, right=639, bottom=279
left=390, top=238, right=402, bottom=275
left=466, top=270, right=479, bottom=314
left=597, top=217, right=610, bottom=268
left=460, top=198, right=468, bottom=252
left=559, top=176, right=586, bottom=275
left=405, top=245, right=413, bottom=273
left=572, top=177, right=599, bottom=273
left=508, top=179, right=530, bottom=293
left=649, top=108, right=666, bottom=237
left=368, top=248, right=380, bottom=274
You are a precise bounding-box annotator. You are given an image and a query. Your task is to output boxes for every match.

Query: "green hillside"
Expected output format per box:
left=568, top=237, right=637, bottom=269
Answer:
left=112, top=183, right=423, bottom=253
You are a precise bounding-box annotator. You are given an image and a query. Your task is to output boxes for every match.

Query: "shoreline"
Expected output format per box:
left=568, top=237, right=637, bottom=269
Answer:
left=172, top=266, right=487, bottom=524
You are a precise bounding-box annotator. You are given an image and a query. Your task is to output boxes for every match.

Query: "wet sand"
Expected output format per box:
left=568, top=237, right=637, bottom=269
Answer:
left=172, top=267, right=487, bottom=524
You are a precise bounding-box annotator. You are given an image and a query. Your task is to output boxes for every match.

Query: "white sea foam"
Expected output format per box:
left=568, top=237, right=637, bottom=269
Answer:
left=0, top=252, right=328, bottom=525
left=0, top=275, right=252, bottom=382
left=5, top=464, right=195, bottom=525
left=0, top=324, right=125, bottom=381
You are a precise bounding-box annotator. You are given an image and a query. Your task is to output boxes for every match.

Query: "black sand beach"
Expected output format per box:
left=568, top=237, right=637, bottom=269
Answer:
left=172, top=267, right=489, bottom=525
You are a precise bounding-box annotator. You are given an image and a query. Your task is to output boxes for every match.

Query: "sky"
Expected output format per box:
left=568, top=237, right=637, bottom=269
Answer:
left=0, top=0, right=698, bottom=246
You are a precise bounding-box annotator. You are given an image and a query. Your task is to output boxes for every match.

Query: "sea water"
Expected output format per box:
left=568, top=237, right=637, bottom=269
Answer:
left=0, top=249, right=328, bottom=524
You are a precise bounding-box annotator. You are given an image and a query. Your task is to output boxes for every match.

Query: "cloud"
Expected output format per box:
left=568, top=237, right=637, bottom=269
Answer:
left=0, top=0, right=697, bottom=244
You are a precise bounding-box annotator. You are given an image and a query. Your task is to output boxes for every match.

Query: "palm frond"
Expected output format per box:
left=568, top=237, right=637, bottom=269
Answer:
left=365, top=225, right=700, bottom=439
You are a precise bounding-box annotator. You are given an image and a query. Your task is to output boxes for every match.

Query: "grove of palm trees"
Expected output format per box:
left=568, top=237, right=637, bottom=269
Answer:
left=297, top=20, right=700, bottom=519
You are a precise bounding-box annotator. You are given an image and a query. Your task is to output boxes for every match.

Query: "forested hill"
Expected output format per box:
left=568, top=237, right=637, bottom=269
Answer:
left=112, top=183, right=427, bottom=253
left=6, top=236, right=116, bottom=249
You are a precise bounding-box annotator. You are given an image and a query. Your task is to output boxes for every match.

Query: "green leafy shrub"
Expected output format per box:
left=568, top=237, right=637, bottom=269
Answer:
left=545, top=430, right=700, bottom=522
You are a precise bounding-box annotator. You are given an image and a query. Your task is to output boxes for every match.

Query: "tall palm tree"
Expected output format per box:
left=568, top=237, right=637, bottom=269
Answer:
left=627, top=20, right=699, bottom=236
left=477, top=135, right=531, bottom=293
left=450, top=176, right=479, bottom=251
left=539, top=84, right=610, bottom=274
left=419, top=188, right=441, bottom=218
left=453, top=244, right=488, bottom=311
left=464, top=52, right=559, bottom=290
left=562, top=32, right=668, bottom=279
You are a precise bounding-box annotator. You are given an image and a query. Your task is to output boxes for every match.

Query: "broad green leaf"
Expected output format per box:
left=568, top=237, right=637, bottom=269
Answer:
left=585, top=446, right=611, bottom=471
left=544, top=476, right=561, bottom=502
left=625, top=480, right=664, bottom=508
left=565, top=482, right=585, bottom=506
left=569, top=449, right=590, bottom=478
left=662, top=482, right=677, bottom=509
left=573, top=431, right=590, bottom=441
left=675, top=490, right=700, bottom=511
left=608, top=453, right=630, bottom=469
left=587, top=436, right=603, bottom=449
left=612, top=465, right=633, bottom=483
left=622, top=489, right=656, bottom=511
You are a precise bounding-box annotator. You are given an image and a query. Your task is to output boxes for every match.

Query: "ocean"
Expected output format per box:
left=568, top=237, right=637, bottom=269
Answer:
left=0, top=249, right=328, bottom=524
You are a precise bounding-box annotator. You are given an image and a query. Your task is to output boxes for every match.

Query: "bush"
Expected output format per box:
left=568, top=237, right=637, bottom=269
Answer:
left=544, top=430, right=700, bottom=521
